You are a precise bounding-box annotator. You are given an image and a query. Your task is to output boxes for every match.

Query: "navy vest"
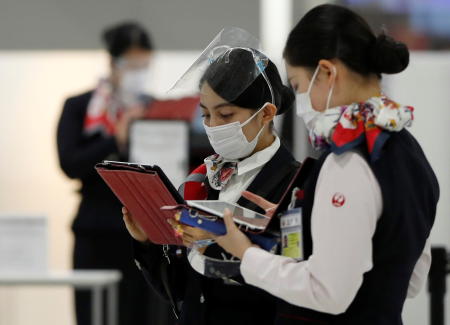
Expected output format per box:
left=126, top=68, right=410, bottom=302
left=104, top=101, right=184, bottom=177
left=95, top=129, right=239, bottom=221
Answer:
left=275, top=129, right=439, bottom=325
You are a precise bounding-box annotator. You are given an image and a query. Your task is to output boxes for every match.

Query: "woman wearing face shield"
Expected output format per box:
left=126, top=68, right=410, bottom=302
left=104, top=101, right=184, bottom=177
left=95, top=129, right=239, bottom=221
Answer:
left=214, top=5, right=439, bottom=325
left=122, top=32, right=299, bottom=324
left=56, top=22, right=154, bottom=325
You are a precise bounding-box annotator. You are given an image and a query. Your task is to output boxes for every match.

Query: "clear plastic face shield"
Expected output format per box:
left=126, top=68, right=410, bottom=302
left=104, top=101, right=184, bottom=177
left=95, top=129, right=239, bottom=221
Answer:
left=168, top=27, right=274, bottom=106
left=170, top=27, right=277, bottom=280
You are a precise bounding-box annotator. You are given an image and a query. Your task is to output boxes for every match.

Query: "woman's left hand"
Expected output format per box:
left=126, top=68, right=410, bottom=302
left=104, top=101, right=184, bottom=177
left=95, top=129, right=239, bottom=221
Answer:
left=214, top=209, right=255, bottom=260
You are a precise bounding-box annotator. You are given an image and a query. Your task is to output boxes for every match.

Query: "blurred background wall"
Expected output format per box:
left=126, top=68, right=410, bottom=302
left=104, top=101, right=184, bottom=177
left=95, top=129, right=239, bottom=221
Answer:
left=0, top=0, right=448, bottom=324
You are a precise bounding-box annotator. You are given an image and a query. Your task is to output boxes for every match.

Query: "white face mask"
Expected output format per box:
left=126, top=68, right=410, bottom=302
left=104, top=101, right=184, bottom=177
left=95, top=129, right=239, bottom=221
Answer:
left=120, top=68, right=149, bottom=97
left=296, top=65, right=336, bottom=130
left=203, top=103, right=268, bottom=160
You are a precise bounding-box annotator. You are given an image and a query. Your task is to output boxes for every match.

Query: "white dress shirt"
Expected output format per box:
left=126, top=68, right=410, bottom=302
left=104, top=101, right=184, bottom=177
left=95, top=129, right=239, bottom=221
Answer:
left=240, top=151, right=431, bottom=315
left=219, top=136, right=280, bottom=203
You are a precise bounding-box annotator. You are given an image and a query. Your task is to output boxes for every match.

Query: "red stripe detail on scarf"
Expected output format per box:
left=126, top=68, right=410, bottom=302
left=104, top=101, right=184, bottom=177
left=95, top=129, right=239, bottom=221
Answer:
left=331, top=116, right=382, bottom=155
left=183, top=164, right=208, bottom=200
left=84, top=114, right=116, bottom=135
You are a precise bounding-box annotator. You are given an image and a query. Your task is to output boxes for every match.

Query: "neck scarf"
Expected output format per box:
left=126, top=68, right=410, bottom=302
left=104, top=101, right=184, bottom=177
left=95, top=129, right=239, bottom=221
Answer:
left=83, top=79, right=122, bottom=136
left=309, top=96, right=414, bottom=161
left=204, top=154, right=239, bottom=191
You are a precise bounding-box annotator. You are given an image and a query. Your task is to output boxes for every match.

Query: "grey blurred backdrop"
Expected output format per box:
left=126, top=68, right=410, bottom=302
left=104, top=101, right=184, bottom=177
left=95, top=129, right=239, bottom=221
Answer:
left=0, top=0, right=319, bottom=50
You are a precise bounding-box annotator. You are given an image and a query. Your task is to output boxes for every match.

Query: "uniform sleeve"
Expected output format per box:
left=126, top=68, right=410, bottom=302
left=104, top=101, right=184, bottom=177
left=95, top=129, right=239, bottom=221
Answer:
left=56, top=96, right=119, bottom=179
left=407, top=238, right=431, bottom=298
left=240, top=152, right=382, bottom=315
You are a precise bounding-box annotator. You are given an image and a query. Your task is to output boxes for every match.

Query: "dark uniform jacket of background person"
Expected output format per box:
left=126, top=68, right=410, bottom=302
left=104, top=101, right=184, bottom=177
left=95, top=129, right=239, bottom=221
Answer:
left=133, top=143, right=300, bottom=325
left=57, top=90, right=160, bottom=325
left=274, top=129, right=439, bottom=325
left=57, top=90, right=127, bottom=235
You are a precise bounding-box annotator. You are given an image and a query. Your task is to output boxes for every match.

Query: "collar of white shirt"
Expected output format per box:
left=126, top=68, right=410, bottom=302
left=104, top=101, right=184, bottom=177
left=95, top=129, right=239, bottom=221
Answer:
left=237, top=135, right=281, bottom=176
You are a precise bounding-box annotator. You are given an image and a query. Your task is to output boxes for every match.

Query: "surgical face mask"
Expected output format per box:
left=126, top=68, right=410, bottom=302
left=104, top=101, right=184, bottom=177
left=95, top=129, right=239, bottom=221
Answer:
left=203, top=103, right=269, bottom=160
left=120, top=68, right=149, bottom=96
left=296, top=65, right=335, bottom=130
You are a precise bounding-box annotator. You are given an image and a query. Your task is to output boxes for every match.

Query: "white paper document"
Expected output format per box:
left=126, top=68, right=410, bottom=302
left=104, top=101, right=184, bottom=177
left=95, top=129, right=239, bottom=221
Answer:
left=130, top=120, right=189, bottom=189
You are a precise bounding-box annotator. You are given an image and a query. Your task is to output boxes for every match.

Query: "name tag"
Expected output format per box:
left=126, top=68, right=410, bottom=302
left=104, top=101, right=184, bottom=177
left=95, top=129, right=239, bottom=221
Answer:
left=280, top=208, right=304, bottom=260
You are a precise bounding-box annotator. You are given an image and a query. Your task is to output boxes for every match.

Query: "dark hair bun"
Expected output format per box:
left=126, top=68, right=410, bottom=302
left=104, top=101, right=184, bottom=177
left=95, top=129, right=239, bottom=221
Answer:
left=102, top=21, right=153, bottom=58
left=370, top=34, right=409, bottom=74
left=277, top=86, right=295, bottom=115
left=284, top=4, right=410, bottom=78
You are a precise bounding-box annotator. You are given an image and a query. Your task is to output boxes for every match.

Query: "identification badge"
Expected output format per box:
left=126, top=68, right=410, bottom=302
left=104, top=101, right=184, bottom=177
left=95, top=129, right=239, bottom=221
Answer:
left=280, top=208, right=303, bottom=260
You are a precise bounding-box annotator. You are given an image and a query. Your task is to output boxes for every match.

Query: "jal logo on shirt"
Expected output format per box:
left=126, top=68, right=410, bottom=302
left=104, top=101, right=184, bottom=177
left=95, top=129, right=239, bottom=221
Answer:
left=332, top=193, right=346, bottom=207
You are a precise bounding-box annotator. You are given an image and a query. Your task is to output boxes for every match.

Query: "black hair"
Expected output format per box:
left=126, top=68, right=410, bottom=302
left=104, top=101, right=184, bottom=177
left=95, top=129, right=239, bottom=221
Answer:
left=200, top=48, right=294, bottom=115
left=102, top=21, right=153, bottom=59
left=284, top=4, right=409, bottom=77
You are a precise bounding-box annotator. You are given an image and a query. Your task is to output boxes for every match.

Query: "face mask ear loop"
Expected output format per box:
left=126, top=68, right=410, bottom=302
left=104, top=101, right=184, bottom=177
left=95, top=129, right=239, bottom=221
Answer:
left=251, top=122, right=266, bottom=143
left=241, top=102, right=270, bottom=144
left=325, top=66, right=337, bottom=111
left=307, top=65, right=321, bottom=95
left=241, top=102, right=270, bottom=127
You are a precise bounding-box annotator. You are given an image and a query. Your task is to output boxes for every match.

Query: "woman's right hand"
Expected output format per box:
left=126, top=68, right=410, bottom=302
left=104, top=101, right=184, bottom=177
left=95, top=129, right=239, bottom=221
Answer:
left=122, top=207, right=148, bottom=242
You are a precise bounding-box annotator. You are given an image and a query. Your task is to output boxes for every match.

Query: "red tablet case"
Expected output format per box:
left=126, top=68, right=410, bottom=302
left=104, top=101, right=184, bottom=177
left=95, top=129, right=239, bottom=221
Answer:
left=96, top=162, right=184, bottom=245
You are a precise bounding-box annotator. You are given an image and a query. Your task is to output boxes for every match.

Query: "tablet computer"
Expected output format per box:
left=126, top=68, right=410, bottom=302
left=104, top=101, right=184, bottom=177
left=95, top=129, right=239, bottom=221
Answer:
left=186, top=200, right=269, bottom=230
left=95, top=160, right=184, bottom=245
